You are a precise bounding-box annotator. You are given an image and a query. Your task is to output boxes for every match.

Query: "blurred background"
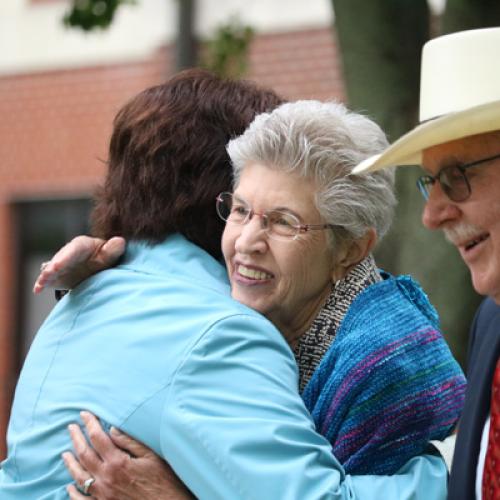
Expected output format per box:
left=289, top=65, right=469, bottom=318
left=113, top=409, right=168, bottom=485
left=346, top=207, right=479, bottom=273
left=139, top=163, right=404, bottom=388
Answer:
left=1, top=0, right=499, bottom=458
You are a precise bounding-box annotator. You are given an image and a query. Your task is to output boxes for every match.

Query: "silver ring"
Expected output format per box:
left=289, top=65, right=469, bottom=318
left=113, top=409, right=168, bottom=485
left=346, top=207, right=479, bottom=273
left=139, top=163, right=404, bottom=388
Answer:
left=82, top=477, right=95, bottom=495
left=40, top=261, right=50, bottom=272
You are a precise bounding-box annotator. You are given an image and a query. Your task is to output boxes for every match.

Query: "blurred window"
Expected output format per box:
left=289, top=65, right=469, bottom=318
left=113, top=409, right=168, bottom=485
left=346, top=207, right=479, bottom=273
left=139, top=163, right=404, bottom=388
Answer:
left=13, top=198, right=92, bottom=369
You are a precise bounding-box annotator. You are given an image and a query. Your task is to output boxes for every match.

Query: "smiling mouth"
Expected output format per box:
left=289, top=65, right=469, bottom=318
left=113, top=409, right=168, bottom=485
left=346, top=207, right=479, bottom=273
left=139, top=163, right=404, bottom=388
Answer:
left=464, top=234, right=489, bottom=251
left=237, top=264, right=273, bottom=280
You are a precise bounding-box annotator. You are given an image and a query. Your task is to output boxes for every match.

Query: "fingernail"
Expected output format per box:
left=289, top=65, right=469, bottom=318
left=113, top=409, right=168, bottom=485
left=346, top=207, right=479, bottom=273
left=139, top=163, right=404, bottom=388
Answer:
left=80, top=410, right=90, bottom=420
left=110, top=426, right=122, bottom=436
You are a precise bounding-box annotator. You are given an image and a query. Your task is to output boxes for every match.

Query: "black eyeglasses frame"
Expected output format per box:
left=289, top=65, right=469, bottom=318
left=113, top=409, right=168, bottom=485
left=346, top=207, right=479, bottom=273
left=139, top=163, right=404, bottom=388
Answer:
left=416, top=152, right=500, bottom=202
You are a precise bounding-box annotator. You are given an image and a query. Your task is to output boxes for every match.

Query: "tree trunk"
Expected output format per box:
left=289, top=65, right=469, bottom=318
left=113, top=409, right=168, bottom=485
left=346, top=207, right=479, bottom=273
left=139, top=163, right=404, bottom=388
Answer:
left=442, top=0, right=500, bottom=34
left=331, top=0, right=483, bottom=367
left=332, top=0, right=428, bottom=141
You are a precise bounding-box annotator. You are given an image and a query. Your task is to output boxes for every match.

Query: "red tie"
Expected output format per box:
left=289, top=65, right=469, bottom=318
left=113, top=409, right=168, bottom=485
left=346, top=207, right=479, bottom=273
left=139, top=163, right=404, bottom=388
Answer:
left=483, top=358, right=500, bottom=500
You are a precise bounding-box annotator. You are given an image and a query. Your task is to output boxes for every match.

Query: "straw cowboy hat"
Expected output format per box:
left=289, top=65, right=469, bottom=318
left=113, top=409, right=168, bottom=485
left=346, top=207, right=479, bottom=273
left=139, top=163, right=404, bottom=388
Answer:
left=353, top=28, right=500, bottom=174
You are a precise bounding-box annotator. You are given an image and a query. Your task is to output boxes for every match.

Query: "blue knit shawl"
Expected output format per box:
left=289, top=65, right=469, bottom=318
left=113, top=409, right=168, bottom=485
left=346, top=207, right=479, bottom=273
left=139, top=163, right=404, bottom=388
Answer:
left=302, top=273, right=466, bottom=475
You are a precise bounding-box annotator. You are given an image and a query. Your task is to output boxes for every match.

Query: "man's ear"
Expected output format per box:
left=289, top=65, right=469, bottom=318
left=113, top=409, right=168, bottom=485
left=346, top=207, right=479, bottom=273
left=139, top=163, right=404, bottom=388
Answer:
left=331, top=228, right=377, bottom=282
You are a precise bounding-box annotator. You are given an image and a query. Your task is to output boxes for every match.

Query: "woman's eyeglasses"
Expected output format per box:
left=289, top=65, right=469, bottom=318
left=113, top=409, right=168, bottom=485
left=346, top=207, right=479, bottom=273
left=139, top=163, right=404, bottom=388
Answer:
left=417, top=152, right=500, bottom=202
left=215, top=192, right=334, bottom=241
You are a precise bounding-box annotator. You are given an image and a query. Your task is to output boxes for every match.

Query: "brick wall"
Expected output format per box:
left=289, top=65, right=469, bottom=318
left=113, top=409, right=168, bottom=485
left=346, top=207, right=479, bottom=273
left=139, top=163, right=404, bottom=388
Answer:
left=0, top=26, right=345, bottom=458
left=249, top=28, right=345, bottom=101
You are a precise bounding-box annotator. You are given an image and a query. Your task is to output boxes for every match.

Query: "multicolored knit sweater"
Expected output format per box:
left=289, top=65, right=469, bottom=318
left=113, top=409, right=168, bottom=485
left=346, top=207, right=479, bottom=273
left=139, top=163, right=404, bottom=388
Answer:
left=301, top=271, right=466, bottom=475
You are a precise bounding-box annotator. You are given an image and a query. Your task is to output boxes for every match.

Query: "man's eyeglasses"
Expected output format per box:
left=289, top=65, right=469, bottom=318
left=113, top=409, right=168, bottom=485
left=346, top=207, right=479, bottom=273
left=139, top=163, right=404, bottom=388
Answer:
left=416, top=152, right=500, bottom=202
left=215, top=192, right=334, bottom=241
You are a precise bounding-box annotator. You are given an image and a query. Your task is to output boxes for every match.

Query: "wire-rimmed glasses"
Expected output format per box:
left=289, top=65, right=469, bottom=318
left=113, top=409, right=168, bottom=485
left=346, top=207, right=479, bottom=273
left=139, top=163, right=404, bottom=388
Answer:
left=216, top=192, right=334, bottom=241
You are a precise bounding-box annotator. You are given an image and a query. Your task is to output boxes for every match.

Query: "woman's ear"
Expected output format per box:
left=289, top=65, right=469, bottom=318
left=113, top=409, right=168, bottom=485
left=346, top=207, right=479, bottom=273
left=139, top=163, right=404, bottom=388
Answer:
left=330, top=228, right=377, bottom=282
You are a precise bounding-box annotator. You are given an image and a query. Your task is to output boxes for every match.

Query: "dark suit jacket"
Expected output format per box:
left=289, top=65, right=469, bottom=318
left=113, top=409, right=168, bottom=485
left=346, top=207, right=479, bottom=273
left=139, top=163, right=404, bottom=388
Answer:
left=448, top=297, right=500, bottom=499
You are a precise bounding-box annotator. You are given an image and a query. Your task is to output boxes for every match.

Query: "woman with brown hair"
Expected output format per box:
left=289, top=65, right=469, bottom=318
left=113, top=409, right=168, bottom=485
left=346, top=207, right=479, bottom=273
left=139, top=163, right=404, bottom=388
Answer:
left=30, top=94, right=457, bottom=498
left=3, top=69, right=448, bottom=500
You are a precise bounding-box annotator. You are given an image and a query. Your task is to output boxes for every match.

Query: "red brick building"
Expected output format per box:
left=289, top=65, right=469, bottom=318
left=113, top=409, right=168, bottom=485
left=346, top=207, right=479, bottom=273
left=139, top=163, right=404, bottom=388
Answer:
left=0, top=0, right=344, bottom=457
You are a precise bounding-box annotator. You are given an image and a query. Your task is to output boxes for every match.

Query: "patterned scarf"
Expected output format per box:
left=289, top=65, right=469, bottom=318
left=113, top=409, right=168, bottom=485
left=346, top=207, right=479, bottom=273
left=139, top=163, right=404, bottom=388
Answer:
left=299, top=269, right=466, bottom=475
left=294, top=254, right=381, bottom=392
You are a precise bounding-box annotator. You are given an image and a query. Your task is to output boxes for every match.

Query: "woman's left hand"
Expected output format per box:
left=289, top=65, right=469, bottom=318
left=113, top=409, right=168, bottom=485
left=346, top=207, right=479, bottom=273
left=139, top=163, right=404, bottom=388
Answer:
left=63, top=411, right=193, bottom=500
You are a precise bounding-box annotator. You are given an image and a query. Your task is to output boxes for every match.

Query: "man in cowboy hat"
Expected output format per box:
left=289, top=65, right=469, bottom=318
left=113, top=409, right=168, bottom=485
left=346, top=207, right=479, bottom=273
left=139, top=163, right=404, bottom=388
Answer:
left=354, top=27, right=500, bottom=500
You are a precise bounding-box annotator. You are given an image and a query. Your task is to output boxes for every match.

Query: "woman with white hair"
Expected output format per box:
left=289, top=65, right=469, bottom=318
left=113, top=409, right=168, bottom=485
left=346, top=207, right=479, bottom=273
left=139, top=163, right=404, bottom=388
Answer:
left=219, top=100, right=464, bottom=474
left=39, top=100, right=464, bottom=497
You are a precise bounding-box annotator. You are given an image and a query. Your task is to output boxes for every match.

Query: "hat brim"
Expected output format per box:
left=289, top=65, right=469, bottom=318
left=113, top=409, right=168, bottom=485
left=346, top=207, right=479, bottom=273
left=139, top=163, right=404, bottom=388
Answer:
left=353, top=100, right=500, bottom=174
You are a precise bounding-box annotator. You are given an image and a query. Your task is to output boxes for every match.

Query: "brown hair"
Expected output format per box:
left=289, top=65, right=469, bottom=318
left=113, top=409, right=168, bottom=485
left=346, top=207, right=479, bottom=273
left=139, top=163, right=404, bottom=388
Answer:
left=91, top=69, right=284, bottom=259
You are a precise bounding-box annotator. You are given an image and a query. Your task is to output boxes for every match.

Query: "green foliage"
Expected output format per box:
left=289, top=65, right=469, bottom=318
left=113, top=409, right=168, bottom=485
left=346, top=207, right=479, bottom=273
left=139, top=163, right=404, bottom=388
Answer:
left=201, top=19, right=254, bottom=78
left=64, top=0, right=136, bottom=32
left=62, top=2, right=254, bottom=78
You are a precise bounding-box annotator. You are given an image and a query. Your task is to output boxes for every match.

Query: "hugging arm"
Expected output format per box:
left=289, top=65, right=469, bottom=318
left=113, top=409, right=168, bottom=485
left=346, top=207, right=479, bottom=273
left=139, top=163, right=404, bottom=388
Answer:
left=33, top=236, right=125, bottom=294
left=65, top=412, right=446, bottom=500
left=65, top=314, right=447, bottom=500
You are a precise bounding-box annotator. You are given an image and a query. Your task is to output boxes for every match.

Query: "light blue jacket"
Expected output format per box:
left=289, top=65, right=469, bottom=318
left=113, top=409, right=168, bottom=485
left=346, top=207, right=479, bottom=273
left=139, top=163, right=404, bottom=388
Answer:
left=0, top=235, right=446, bottom=499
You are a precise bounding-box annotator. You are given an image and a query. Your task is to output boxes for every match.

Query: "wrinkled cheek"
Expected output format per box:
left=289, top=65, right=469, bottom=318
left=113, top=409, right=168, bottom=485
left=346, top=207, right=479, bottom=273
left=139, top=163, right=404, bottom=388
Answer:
left=493, top=252, right=500, bottom=290
left=275, top=279, right=294, bottom=309
left=470, top=257, right=499, bottom=297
